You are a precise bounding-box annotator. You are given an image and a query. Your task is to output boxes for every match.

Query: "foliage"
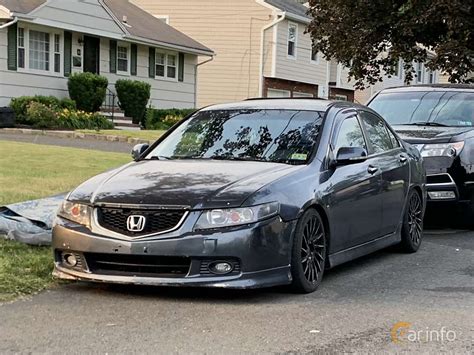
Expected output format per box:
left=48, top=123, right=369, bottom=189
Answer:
left=145, top=108, right=195, bottom=130
left=10, top=96, right=76, bottom=124
left=307, top=0, right=474, bottom=88
left=67, top=72, right=108, bottom=112
left=24, top=103, right=113, bottom=130
left=115, top=80, right=151, bottom=124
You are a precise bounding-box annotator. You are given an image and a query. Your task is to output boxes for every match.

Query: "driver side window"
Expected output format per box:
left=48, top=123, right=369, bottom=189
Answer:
left=334, top=116, right=367, bottom=153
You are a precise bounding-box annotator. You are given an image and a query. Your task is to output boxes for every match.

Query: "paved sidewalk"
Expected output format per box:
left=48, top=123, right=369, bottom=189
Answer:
left=0, top=131, right=134, bottom=153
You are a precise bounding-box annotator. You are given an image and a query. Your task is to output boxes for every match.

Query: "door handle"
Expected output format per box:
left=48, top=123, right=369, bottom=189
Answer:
left=367, top=165, right=378, bottom=175
left=399, top=154, right=408, bottom=163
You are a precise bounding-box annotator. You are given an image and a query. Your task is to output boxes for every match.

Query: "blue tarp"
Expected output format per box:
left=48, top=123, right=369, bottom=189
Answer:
left=0, top=194, right=66, bottom=246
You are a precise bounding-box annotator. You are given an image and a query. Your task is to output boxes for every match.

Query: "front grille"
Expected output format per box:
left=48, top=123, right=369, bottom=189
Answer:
left=97, top=207, right=186, bottom=237
left=84, top=252, right=191, bottom=277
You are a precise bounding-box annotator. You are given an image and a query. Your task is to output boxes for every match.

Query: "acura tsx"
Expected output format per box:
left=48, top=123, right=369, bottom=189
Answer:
left=52, top=99, right=426, bottom=293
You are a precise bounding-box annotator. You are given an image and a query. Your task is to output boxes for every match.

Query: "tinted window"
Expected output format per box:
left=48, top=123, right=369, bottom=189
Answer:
left=359, top=111, right=393, bottom=154
left=368, top=91, right=474, bottom=127
left=146, top=109, right=323, bottom=164
left=334, top=116, right=367, bottom=153
left=387, top=128, right=400, bottom=148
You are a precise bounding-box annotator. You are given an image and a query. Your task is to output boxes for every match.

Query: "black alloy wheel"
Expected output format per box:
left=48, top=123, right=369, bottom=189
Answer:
left=400, top=190, right=423, bottom=253
left=291, top=209, right=327, bottom=293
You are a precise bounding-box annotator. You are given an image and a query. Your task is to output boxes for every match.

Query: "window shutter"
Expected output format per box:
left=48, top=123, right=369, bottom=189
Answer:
left=7, top=22, right=17, bottom=71
left=148, top=47, right=155, bottom=78
left=178, top=53, right=185, bottom=82
left=109, top=40, right=117, bottom=73
left=63, top=31, right=72, bottom=77
left=131, top=43, right=137, bottom=76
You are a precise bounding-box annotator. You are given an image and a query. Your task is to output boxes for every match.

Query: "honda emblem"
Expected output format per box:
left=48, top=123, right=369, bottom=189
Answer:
left=127, top=215, right=146, bottom=232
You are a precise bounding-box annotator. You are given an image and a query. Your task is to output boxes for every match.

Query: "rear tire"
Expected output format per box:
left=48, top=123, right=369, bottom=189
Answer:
left=290, top=209, right=327, bottom=293
left=400, top=190, right=424, bottom=253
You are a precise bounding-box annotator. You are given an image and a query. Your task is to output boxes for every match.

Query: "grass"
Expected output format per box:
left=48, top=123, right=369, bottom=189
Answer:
left=78, top=129, right=166, bottom=141
left=0, top=141, right=129, bottom=301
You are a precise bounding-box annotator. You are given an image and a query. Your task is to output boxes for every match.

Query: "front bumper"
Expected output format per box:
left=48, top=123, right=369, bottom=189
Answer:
left=52, top=215, right=296, bottom=289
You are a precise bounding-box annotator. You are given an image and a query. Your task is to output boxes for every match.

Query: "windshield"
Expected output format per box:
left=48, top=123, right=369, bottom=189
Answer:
left=145, top=109, right=323, bottom=164
left=369, top=91, right=474, bottom=127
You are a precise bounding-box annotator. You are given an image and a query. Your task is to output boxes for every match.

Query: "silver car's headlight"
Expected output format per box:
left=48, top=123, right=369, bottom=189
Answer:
left=57, top=201, right=92, bottom=227
left=418, top=142, right=464, bottom=157
left=194, top=202, right=279, bottom=230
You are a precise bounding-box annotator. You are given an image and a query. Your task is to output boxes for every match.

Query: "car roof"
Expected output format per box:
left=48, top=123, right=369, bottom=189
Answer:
left=201, top=98, right=358, bottom=112
left=379, top=84, right=474, bottom=94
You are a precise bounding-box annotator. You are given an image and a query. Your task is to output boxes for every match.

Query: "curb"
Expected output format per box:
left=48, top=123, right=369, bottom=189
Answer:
left=0, top=128, right=154, bottom=146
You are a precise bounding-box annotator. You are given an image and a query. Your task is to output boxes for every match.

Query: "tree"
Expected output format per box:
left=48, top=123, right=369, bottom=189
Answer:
left=307, top=0, right=474, bottom=89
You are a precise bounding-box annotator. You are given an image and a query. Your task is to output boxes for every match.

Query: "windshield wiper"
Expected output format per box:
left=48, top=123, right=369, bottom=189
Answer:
left=210, top=155, right=267, bottom=162
left=405, top=122, right=449, bottom=127
left=146, top=155, right=172, bottom=160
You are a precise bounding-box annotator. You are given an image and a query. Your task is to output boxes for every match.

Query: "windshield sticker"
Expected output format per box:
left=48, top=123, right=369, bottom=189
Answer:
left=291, top=153, right=308, bottom=160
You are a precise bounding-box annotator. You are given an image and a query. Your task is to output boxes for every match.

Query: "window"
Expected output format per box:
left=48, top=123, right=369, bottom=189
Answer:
left=18, top=28, right=25, bottom=68
left=29, top=30, right=50, bottom=71
left=155, top=51, right=178, bottom=79
left=167, top=54, right=176, bottom=78
left=16, top=26, right=61, bottom=74
left=334, top=116, right=367, bottom=153
left=359, top=111, right=393, bottom=153
left=267, top=89, right=291, bottom=98
left=416, top=62, right=423, bottom=83
left=428, top=70, right=436, bottom=84
left=334, top=94, right=348, bottom=101
left=54, top=34, right=60, bottom=73
left=117, top=45, right=129, bottom=73
left=287, top=23, right=297, bottom=57
left=311, top=43, right=318, bottom=63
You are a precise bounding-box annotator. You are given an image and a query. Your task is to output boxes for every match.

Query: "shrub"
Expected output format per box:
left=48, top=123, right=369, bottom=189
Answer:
left=115, top=79, right=151, bottom=124
left=10, top=96, right=77, bottom=124
left=24, top=103, right=113, bottom=130
left=67, top=72, right=108, bottom=112
left=26, top=102, right=58, bottom=129
left=145, top=108, right=195, bottom=130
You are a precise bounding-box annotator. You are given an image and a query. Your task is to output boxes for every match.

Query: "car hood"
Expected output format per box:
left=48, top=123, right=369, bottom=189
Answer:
left=67, top=160, right=303, bottom=209
left=393, top=125, right=474, bottom=144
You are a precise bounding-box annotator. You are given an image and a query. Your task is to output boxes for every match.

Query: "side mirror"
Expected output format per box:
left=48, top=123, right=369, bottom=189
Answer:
left=131, top=143, right=149, bottom=161
left=335, top=147, right=368, bottom=166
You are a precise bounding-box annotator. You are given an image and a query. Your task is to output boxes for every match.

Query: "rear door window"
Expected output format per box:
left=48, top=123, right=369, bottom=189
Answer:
left=359, top=111, right=394, bottom=154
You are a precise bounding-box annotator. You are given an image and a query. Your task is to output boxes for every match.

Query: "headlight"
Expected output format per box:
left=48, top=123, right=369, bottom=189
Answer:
left=194, top=202, right=279, bottom=230
left=57, top=201, right=92, bottom=227
left=418, top=142, right=464, bottom=158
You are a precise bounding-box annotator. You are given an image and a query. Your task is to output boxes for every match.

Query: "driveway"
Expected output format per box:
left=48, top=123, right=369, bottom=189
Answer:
left=0, top=227, right=472, bottom=353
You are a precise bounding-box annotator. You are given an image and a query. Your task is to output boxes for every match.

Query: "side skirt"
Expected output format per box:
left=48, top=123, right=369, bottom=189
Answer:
left=328, top=232, right=401, bottom=268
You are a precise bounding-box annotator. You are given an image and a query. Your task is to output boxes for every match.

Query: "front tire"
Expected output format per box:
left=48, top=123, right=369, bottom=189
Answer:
left=400, top=190, right=423, bottom=253
left=290, top=209, right=327, bottom=293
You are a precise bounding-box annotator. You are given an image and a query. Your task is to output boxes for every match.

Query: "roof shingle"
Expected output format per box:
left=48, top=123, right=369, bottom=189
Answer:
left=265, top=0, right=310, bottom=20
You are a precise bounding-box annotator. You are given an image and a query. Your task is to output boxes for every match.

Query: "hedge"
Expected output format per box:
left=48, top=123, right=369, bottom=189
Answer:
left=10, top=96, right=76, bottom=124
left=115, top=79, right=151, bottom=125
left=67, top=72, right=108, bottom=112
left=145, top=108, right=195, bottom=130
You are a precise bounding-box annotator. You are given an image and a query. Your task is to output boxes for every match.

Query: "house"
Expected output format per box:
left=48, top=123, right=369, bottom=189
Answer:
left=0, top=0, right=214, bottom=109
left=355, top=59, right=441, bottom=104
left=133, top=0, right=346, bottom=106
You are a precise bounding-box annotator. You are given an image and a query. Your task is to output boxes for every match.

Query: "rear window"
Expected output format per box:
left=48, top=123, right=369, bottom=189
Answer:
left=369, top=91, right=474, bottom=127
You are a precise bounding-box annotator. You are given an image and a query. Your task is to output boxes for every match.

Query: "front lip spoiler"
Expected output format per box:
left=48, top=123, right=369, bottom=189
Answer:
left=53, top=264, right=292, bottom=289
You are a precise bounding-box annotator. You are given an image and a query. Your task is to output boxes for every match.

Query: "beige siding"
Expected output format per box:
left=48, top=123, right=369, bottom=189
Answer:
left=0, top=24, right=198, bottom=108
left=132, top=0, right=274, bottom=107
left=273, top=19, right=328, bottom=86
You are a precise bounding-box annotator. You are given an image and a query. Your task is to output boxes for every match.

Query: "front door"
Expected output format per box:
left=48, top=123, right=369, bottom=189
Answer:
left=83, top=36, right=100, bottom=74
left=326, top=115, right=383, bottom=252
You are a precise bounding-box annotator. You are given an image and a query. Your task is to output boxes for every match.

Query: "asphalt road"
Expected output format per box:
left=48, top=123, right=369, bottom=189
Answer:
left=0, top=132, right=134, bottom=153
left=0, top=227, right=472, bottom=353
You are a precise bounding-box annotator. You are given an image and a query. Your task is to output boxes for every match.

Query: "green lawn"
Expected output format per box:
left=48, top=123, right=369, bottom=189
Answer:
left=0, top=141, right=129, bottom=301
left=78, top=129, right=166, bottom=142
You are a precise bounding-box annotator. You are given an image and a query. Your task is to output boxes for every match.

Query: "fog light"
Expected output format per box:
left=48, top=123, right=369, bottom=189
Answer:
left=63, top=253, right=77, bottom=267
left=428, top=191, right=456, bottom=200
left=209, top=262, right=233, bottom=275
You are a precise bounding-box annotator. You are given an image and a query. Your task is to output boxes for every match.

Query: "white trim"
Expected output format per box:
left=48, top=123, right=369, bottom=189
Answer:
left=271, top=23, right=278, bottom=77
left=287, top=21, right=298, bottom=59
left=416, top=62, right=424, bottom=83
